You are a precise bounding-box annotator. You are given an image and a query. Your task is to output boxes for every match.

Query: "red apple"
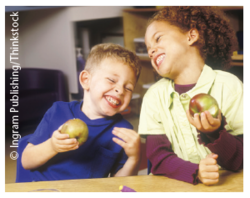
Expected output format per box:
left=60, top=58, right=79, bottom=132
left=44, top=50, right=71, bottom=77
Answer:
left=189, top=93, right=219, bottom=118
left=60, top=118, right=89, bottom=146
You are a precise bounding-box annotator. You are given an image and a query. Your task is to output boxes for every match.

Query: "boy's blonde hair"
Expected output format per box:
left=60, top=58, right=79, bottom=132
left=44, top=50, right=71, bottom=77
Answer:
left=85, top=43, right=141, bottom=81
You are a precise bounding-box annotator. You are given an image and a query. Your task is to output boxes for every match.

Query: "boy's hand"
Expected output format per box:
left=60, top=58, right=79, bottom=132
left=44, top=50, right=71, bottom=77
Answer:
left=198, top=153, right=219, bottom=185
left=112, top=127, right=141, bottom=161
left=186, top=109, right=222, bottom=133
left=51, top=126, right=79, bottom=153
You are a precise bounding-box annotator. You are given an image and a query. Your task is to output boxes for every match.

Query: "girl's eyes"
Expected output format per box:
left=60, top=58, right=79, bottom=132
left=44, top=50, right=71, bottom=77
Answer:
left=156, top=35, right=161, bottom=42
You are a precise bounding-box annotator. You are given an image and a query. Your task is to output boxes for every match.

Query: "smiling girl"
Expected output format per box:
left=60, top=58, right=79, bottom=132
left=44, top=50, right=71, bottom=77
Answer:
left=139, top=6, right=243, bottom=185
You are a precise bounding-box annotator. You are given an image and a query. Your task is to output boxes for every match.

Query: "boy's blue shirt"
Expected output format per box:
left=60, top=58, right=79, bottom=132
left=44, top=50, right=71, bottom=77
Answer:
left=26, top=100, right=132, bottom=181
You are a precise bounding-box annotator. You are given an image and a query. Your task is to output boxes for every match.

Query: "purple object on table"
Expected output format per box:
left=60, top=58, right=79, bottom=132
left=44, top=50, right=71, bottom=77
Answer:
left=119, top=185, right=136, bottom=192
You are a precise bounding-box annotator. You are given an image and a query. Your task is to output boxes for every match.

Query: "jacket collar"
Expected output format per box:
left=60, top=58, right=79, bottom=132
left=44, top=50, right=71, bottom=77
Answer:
left=167, top=65, right=216, bottom=108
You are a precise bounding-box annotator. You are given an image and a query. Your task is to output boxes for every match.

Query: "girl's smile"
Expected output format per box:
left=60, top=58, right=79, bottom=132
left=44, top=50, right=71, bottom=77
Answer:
left=154, top=53, right=166, bottom=69
left=145, top=21, right=204, bottom=84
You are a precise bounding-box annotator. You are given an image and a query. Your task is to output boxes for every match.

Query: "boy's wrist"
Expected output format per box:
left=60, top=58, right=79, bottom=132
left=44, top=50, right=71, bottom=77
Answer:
left=49, top=138, right=59, bottom=155
left=127, top=155, right=140, bottom=164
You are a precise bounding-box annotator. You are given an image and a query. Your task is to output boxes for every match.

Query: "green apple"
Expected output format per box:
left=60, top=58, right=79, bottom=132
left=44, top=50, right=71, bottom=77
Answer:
left=61, top=118, right=88, bottom=146
left=189, top=93, right=219, bottom=118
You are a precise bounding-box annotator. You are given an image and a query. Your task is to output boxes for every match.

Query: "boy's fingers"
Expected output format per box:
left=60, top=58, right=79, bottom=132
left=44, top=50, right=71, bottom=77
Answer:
left=58, top=124, right=63, bottom=131
left=113, top=127, right=135, bottom=136
left=112, top=137, right=126, bottom=148
left=56, top=133, right=70, bottom=140
left=112, top=130, right=128, bottom=142
left=58, top=143, right=79, bottom=151
left=112, top=127, right=137, bottom=142
left=53, top=130, right=69, bottom=140
left=61, top=138, right=78, bottom=145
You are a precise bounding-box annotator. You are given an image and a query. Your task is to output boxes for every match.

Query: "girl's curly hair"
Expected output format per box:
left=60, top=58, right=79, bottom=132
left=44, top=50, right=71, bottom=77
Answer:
left=148, top=6, right=238, bottom=69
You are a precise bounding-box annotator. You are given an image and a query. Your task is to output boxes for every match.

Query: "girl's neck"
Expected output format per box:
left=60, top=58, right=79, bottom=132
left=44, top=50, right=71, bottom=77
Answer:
left=174, top=55, right=204, bottom=85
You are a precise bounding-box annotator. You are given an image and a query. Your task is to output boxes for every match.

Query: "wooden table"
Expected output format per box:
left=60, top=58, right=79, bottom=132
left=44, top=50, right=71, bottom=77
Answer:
left=5, top=169, right=243, bottom=192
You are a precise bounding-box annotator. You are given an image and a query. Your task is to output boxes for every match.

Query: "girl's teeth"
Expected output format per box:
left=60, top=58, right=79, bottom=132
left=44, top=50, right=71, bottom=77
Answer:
left=156, top=55, right=165, bottom=65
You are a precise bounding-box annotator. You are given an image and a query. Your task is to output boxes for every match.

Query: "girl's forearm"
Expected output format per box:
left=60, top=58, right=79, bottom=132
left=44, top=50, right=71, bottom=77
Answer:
left=205, top=132, right=243, bottom=171
left=197, top=115, right=243, bottom=171
left=21, top=138, right=58, bottom=170
left=147, top=135, right=200, bottom=184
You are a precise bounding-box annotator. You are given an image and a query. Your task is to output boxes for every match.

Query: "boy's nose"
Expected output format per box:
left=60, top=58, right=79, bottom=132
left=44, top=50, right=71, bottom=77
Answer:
left=115, top=86, right=124, bottom=95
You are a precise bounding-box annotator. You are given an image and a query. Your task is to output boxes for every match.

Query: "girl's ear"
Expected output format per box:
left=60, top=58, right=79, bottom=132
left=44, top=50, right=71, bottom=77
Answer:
left=187, top=28, right=199, bottom=45
left=79, top=70, right=91, bottom=91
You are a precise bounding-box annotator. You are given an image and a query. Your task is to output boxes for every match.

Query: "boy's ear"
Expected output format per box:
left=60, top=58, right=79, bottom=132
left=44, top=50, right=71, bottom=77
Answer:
left=187, top=28, right=199, bottom=45
left=79, top=70, right=91, bottom=91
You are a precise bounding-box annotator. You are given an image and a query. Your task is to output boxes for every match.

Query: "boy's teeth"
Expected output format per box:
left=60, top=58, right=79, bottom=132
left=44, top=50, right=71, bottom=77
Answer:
left=156, top=54, right=165, bottom=65
left=106, top=96, right=120, bottom=105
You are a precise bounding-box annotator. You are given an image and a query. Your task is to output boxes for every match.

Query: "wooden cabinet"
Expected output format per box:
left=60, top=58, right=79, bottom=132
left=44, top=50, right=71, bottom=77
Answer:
left=122, top=6, right=243, bottom=86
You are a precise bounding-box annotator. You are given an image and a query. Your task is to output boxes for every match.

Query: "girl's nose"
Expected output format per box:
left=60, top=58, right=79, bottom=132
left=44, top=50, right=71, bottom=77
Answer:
left=148, top=48, right=156, bottom=58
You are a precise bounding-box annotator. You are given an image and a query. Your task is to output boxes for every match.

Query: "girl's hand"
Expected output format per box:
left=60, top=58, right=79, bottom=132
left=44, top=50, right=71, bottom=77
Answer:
left=198, top=153, right=219, bottom=185
left=112, top=127, right=141, bottom=161
left=51, top=126, right=79, bottom=153
left=186, top=109, right=222, bottom=133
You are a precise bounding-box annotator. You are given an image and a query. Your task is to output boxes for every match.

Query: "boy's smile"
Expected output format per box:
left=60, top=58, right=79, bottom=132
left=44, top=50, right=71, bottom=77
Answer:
left=105, top=95, right=121, bottom=107
left=81, top=58, right=136, bottom=120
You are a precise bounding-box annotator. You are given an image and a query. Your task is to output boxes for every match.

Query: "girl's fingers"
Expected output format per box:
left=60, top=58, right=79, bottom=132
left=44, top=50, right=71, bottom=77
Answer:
left=205, top=111, right=221, bottom=127
left=204, top=164, right=219, bottom=172
left=203, top=157, right=217, bottom=166
left=200, top=112, right=210, bottom=129
left=193, top=113, right=202, bottom=130
left=207, top=153, right=218, bottom=160
left=186, top=110, right=195, bottom=125
left=200, top=171, right=219, bottom=180
left=202, top=178, right=219, bottom=186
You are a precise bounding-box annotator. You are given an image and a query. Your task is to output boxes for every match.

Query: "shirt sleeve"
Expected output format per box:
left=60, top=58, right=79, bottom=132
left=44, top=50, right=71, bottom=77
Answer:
left=222, top=78, right=243, bottom=136
left=138, top=91, right=165, bottom=135
left=110, top=150, right=128, bottom=176
left=27, top=106, right=53, bottom=145
left=146, top=135, right=200, bottom=184
left=197, top=115, right=243, bottom=171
